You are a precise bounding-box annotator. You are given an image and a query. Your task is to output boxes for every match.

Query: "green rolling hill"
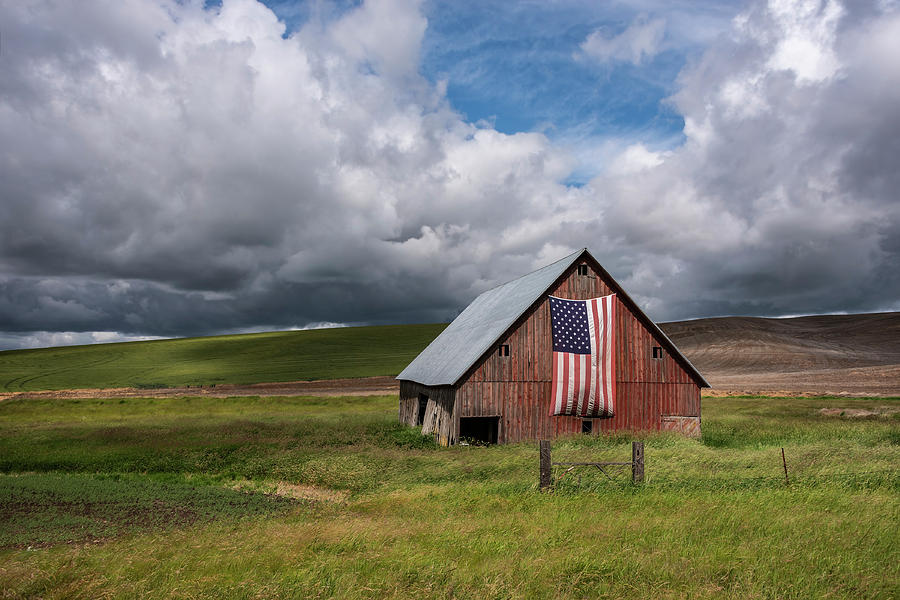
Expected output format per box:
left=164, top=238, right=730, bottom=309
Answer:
left=0, top=324, right=447, bottom=392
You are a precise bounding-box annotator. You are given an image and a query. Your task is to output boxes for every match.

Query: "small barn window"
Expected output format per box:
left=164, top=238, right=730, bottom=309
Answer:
left=577, top=264, right=589, bottom=276
left=498, top=344, right=510, bottom=357
left=582, top=419, right=593, bottom=434
left=652, top=346, right=664, bottom=359
left=416, top=393, right=428, bottom=426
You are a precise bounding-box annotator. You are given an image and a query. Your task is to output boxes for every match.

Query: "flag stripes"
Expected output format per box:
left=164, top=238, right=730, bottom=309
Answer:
left=549, top=294, right=616, bottom=417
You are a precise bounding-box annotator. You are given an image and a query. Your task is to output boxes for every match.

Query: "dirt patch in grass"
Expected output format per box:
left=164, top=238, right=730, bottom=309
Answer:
left=272, top=483, right=348, bottom=503
left=819, top=406, right=900, bottom=418
left=232, top=481, right=349, bottom=503
left=0, top=473, right=300, bottom=548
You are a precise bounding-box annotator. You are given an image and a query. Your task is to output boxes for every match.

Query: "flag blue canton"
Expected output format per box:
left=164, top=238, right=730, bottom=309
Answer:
left=550, top=297, right=591, bottom=355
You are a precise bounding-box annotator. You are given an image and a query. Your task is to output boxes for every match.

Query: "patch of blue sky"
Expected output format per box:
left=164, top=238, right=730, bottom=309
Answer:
left=422, top=3, right=675, bottom=133
left=262, top=0, right=363, bottom=30
left=426, top=1, right=742, bottom=183
left=257, top=0, right=741, bottom=182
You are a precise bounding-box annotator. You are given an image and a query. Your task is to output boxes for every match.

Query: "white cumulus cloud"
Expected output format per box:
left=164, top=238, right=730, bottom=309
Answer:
left=587, top=0, right=900, bottom=318
left=580, top=16, right=667, bottom=65
left=0, top=0, right=898, bottom=349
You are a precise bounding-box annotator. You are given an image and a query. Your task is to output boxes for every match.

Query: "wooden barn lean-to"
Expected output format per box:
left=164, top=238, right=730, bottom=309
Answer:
left=397, top=249, right=709, bottom=445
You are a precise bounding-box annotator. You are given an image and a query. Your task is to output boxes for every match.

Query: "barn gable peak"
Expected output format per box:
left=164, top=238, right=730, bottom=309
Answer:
left=397, top=249, right=708, bottom=388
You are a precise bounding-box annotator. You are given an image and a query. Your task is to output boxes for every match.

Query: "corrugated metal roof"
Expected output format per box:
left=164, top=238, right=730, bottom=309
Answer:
left=396, top=250, right=584, bottom=386
left=397, top=248, right=709, bottom=388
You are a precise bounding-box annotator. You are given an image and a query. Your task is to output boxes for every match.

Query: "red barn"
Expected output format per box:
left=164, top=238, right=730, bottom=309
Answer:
left=397, top=249, right=708, bottom=445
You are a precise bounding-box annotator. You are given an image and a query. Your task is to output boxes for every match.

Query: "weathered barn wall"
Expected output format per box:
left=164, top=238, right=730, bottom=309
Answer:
left=399, top=380, right=457, bottom=446
left=454, top=260, right=701, bottom=443
left=455, top=381, right=699, bottom=443
left=398, top=380, right=420, bottom=426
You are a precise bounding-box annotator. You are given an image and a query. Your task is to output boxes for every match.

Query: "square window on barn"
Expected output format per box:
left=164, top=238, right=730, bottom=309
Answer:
left=577, top=264, right=589, bottom=276
left=652, top=346, right=663, bottom=359
left=498, top=344, right=510, bottom=357
left=582, top=419, right=593, bottom=434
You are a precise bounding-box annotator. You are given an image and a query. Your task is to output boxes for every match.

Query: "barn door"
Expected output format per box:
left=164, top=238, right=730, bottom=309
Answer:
left=421, top=394, right=454, bottom=446
left=416, top=393, right=428, bottom=426
left=420, top=397, right=437, bottom=435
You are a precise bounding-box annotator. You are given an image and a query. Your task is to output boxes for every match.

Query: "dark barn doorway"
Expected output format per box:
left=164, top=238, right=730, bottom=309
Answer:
left=417, top=393, right=428, bottom=426
left=459, top=416, right=500, bottom=445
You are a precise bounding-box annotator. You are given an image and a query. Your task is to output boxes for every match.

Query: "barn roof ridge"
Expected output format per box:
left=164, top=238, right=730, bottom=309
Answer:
left=397, top=248, right=708, bottom=388
left=475, top=248, right=588, bottom=295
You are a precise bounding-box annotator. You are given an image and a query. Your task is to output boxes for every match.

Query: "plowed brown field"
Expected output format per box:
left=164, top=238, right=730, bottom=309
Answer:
left=0, top=376, right=400, bottom=402
left=660, top=312, right=900, bottom=397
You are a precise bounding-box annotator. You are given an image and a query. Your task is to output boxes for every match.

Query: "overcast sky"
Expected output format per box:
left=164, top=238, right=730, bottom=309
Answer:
left=1, top=0, right=899, bottom=350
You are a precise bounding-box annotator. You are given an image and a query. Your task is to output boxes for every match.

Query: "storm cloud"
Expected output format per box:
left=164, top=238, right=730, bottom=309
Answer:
left=0, top=0, right=898, bottom=349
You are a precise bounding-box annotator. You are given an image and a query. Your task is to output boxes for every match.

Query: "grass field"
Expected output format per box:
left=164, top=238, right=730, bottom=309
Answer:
left=1, top=393, right=898, bottom=598
left=0, top=324, right=446, bottom=392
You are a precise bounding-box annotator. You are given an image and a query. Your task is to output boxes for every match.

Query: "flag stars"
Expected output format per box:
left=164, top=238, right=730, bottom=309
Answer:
left=550, top=297, right=592, bottom=355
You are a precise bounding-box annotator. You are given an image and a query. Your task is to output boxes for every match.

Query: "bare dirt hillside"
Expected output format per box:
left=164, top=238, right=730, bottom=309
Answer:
left=660, top=312, right=900, bottom=397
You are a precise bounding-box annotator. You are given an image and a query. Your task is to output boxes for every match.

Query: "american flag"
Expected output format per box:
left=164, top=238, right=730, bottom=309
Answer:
left=549, top=294, right=616, bottom=417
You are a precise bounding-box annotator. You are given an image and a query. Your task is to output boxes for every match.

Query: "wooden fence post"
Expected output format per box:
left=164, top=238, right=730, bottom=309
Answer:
left=781, top=447, right=789, bottom=485
left=632, top=441, right=644, bottom=483
left=539, top=440, right=552, bottom=491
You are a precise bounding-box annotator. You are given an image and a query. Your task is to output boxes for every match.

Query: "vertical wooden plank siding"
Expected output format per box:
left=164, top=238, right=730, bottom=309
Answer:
left=398, top=380, right=457, bottom=446
left=404, top=260, right=702, bottom=444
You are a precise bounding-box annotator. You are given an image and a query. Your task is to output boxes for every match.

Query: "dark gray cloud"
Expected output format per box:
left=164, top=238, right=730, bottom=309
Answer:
left=1, top=0, right=899, bottom=350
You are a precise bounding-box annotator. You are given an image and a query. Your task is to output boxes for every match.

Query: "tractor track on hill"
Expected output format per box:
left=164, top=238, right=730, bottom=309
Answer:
left=4, top=352, right=125, bottom=393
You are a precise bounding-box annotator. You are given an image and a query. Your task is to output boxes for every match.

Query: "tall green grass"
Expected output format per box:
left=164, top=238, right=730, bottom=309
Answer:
left=1, top=395, right=898, bottom=598
left=0, top=323, right=446, bottom=392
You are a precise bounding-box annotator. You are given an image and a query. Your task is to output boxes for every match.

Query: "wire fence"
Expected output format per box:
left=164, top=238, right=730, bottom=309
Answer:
left=541, top=440, right=899, bottom=492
